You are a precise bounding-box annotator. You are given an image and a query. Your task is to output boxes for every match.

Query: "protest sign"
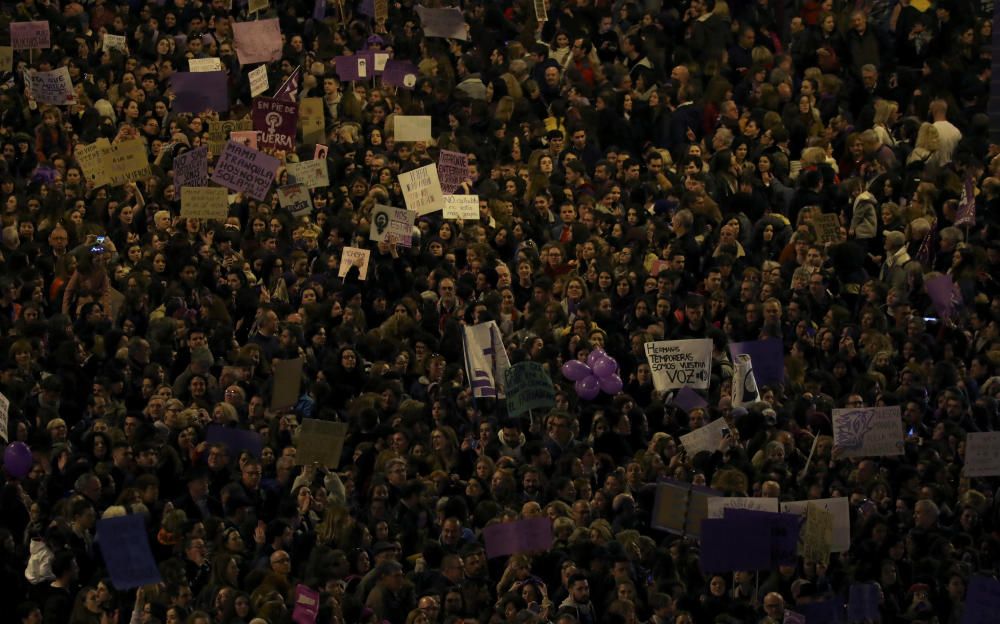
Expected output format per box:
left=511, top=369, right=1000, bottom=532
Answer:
left=230, top=130, right=258, bottom=150
left=671, top=387, right=708, bottom=413
left=314, top=144, right=328, bottom=160
left=438, top=149, right=469, bottom=194
left=503, top=361, right=557, bottom=418
left=729, top=339, right=784, bottom=387
left=339, top=247, right=371, bottom=280
left=382, top=60, right=419, bottom=88
left=106, top=140, right=152, bottom=187
left=847, top=583, right=881, bottom=623
left=252, top=97, right=298, bottom=151
left=208, top=119, right=253, bottom=156
left=233, top=18, right=282, bottom=65
left=374, top=0, right=388, bottom=24
left=483, top=518, right=553, bottom=558
left=173, top=146, right=209, bottom=194
left=803, top=503, right=833, bottom=565
left=0, top=47, right=11, bottom=72
left=286, top=159, right=329, bottom=189
left=181, top=187, right=229, bottom=220
left=299, top=97, right=325, bottom=145
left=679, top=416, right=728, bottom=456
left=644, top=339, right=712, bottom=391
left=443, top=194, right=479, bottom=220
left=206, top=424, right=263, bottom=457
left=103, top=34, right=128, bottom=54
left=955, top=175, right=977, bottom=227
left=393, top=115, right=432, bottom=142
left=170, top=71, right=228, bottom=113
left=188, top=57, right=223, bottom=72
left=75, top=139, right=114, bottom=187
left=249, top=64, right=269, bottom=97
left=334, top=54, right=369, bottom=81
left=700, top=516, right=771, bottom=572
left=963, top=575, right=1000, bottom=624
left=799, top=598, right=846, bottom=624
left=399, top=164, right=444, bottom=215
left=28, top=67, right=75, bottom=105
left=0, top=391, right=9, bottom=441
left=295, top=420, right=348, bottom=467
left=965, top=432, right=1000, bottom=477
left=271, top=358, right=304, bottom=410
left=277, top=184, right=313, bottom=216
left=415, top=5, right=469, bottom=40
left=724, top=508, right=800, bottom=567
left=97, top=515, right=162, bottom=589
left=732, top=353, right=761, bottom=407
left=707, top=497, right=779, bottom=518
left=10, top=21, right=50, bottom=50
left=369, top=204, right=415, bottom=246
left=832, top=406, right=904, bottom=458
left=211, top=140, right=280, bottom=201
left=292, top=585, right=320, bottom=624
left=814, top=213, right=841, bottom=243
left=651, top=480, right=720, bottom=538
left=534, top=0, right=548, bottom=21
left=781, top=497, right=850, bottom=553
left=926, top=274, right=960, bottom=320
left=463, top=321, right=511, bottom=399
left=373, top=52, right=389, bottom=72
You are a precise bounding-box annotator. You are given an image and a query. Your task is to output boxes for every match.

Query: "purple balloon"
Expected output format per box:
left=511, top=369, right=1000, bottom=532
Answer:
left=592, top=355, right=618, bottom=379
left=3, top=442, right=32, bottom=479
left=575, top=375, right=601, bottom=400
left=561, top=359, right=593, bottom=381
left=599, top=373, right=624, bottom=395
left=587, top=348, right=606, bottom=368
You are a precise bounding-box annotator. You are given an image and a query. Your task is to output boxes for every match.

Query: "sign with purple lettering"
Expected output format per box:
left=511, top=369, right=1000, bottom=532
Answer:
left=438, top=149, right=469, bottom=194
left=211, top=140, right=279, bottom=201
left=173, top=146, right=209, bottom=194
left=10, top=21, right=51, bottom=50
left=252, top=97, right=298, bottom=152
left=484, top=518, right=553, bottom=559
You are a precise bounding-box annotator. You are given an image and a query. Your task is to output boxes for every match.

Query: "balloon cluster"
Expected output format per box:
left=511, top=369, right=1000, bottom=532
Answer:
left=3, top=442, right=32, bottom=479
left=561, top=348, right=624, bottom=400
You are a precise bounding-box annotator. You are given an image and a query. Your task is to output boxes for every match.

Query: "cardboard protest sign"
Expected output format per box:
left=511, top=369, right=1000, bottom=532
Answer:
left=964, top=432, right=1000, bottom=477
left=373, top=52, right=390, bottom=72
left=0, top=391, right=9, bottom=442
left=707, top=497, right=779, bottom=518
left=393, top=115, right=432, bottom=142
left=781, top=497, right=850, bottom=553
left=28, top=67, right=75, bottom=105
left=249, top=64, right=269, bottom=97
left=832, top=406, right=904, bottom=458
left=369, top=204, right=415, bottom=246
left=286, top=159, right=329, bottom=189
left=277, top=184, right=313, bottom=216
left=0, top=47, right=11, bottom=72
left=97, top=515, right=162, bottom=589
left=847, top=583, right=881, bottom=623
left=415, top=5, right=469, bottom=40
left=233, top=18, right=282, bottom=65
left=399, top=164, right=444, bottom=216
left=10, top=21, right=50, bottom=50
left=339, top=247, right=371, bottom=280
left=106, top=140, right=152, bottom=187
left=181, top=187, right=229, bottom=220
left=503, top=361, right=556, bottom=418
left=299, top=97, right=325, bottom=145
left=292, top=585, right=320, bottom=624
left=438, top=150, right=469, bottom=194
left=651, top=480, right=720, bottom=538
left=803, top=503, right=833, bottom=565
left=679, top=416, right=728, bottom=456
left=443, top=194, right=479, bottom=220
left=211, top=140, right=280, bottom=201
left=75, top=139, right=114, bottom=187
left=188, top=57, right=223, bottom=72
left=645, top=339, right=712, bottom=391
left=208, top=119, right=253, bottom=156
left=252, top=97, right=298, bottom=151
left=724, top=508, right=800, bottom=567
left=230, top=130, right=258, bottom=150
left=814, top=213, right=841, bottom=243
left=206, top=424, right=263, bottom=457
left=483, top=518, right=553, bottom=558
left=963, top=575, right=1000, bottom=624
left=173, top=146, right=209, bottom=194
left=271, top=357, right=304, bottom=410
left=170, top=71, right=228, bottom=113
left=295, top=419, right=348, bottom=467
left=103, top=34, right=128, bottom=54
left=729, top=339, right=784, bottom=387
left=382, top=60, right=419, bottom=88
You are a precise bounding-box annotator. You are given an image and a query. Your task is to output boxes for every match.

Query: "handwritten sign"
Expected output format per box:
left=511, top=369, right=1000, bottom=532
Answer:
left=188, top=57, right=223, bottom=72
left=678, top=415, right=728, bottom=456
left=370, top=204, right=415, bottom=246
left=233, top=18, right=282, bottom=65
left=295, top=419, right=348, bottom=467
left=438, top=149, right=469, bottom=194
left=393, top=115, right=432, bottom=142
left=249, top=64, right=269, bottom=97
left=277, top=184, right=313, bottom=216
left=181, top=186, right=229, bottom=220
left=106, top=140, right=151, bottom=187
left=299, top=97, right=325, bottom=145
left=339, top=247, right=371, bottom=280
left=252, top=97, right=298, bottom=151
left=644, top=339, right=712, bottom=391
left=504, top=361, right=557, bottom=418
left=211, top=140, right=279, bottom=201
left=28, top=67, right=75, bottom=105
left=286, top=159, right=329, bottom=189
left=483, top=518, right=553, bottom=558
left=965, top=432, right=1000, bottom=477
left=172, top=147, right=209, bottom=194
left=103, top=34, right=128, bottom=54
left=813, top=213, right=841, bottom=243
left=75, top=139, right=114, bottom=187
left=399, top=164, right=444, bottom=216
left=443, top=194, right=479, bottom=220
left=10, top=21, right=51, bottom=50
left=208, top=119, right=253, bottom=156
left=534, top=0, right=548, bottom=21
left=781, top=497, right=850, bottom=552
left=803, top=502, right=833, bottom=565
left=833, top=406, right=904, bottom=458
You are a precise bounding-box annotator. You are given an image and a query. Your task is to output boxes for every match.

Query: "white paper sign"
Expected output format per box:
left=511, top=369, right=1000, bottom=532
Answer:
left=832, top=406, right=904, bottom=458
left=965, top=432, right=1000, bottom=477
left=249, top=64, right=269, bottom=97
left=780, top=497, right=850, bottom=553
left=0, top=391, right=8, bottom=442
left=398, top=164, right=444, bottom=216
left=28, top=67, right=76, bottom=105
left=678, top=416, right=728, bottom=457
left=443, top=194, right=479, bottom=220
left=370, top=204, right=415, bottom=247
left=707, top=497, right=780, bottom=519
left=285, top=159, right=329, bottom=189
left=374, top=52, right=389, bottom=72
left=394, top=115, right=432, bottom=142
left=189, top=57, right=223, bottom=72
left=644, top=339, right=713, bottom=391
left=338, top=247, right=371, bottom=280
left=276, top=183, right=312, bottom=216
left=103, top=34, right=128, bottom=54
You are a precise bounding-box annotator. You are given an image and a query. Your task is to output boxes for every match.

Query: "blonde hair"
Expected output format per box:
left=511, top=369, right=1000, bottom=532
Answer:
left=873, top=99, right=899, bottom=126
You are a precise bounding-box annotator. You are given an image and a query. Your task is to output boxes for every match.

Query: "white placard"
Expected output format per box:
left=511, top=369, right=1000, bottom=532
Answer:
left=398, top=164, right=443, bottom=216
left=780, top=497, right=850, bottom=553
left=443, top=194, right=479, bottom=220
left=27, top=67, right=76, bottom=105
left=832, top=406, right=904, bottom=458
left=103, top=34, right=128, bottom=54
left=249, top=64, right=269, bottom=97
left=678, top=416, right=728, bottom=457
left=338, top=247, right=371, bottom=280
left=370, top=204, right=415, bottom=247
left=393, top=115, right=432, bottom=142
left=644, top=339, right=713, bottom=391
left=285, top=159, right=329, bottom=189
left=276, top=183, right=312, bottom=216
left=707, top=497, right=779, bottom=519
left=189, top=57, right=223, bottom=72
left=965, top=432, right=1000, bottom=477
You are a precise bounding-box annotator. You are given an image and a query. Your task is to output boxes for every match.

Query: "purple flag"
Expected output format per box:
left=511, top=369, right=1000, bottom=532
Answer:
left=96, top=515, right=162, bottom=589
left=206, top=423, right=264, bottom=457
left=382, top=60, right=419, bottom=88
left=847, top=583, right=881, bottom=623
left=699, top=517, right=771, bottom=572
left=273, top=66, right=302, bottom=102
left=963, top=575, right=1000, bottom=624
left=729, top=339, right=784, bottom=387
left=955, top=175, right=976, bottom=227
left=252, top=97, right=298, bottom=152
left=173, top=146, right=209, bottom=194
left=211, top=141, right=279, bottom=201
left=170, top=71, right=229, bottom=113
left=483, top=518, right=553, bottom=559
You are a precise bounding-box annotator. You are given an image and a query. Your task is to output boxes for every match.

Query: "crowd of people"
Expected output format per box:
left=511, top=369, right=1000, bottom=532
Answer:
left=1, top=0, right=1000, bottom=623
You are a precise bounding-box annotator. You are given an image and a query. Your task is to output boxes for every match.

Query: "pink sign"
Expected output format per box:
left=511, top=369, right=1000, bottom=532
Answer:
left=483, top=517, right=553, bottom=559
left=291, top=585, right=319, bottom=624
left=10, top=21, right=51, bottom=50
left=232, top=19, right=282, bottom=65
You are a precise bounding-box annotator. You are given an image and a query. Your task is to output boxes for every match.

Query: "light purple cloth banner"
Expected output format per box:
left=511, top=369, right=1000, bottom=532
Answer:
left=170, top=71, right=229, bottom=113
left=173, top=146, right=209, bottom=194
left=10, top=21, right=51, bottom=50
left=382, top=60, right=419, bottom=88
left=232, top=19, right=282, bottom=65
left=252, top=97, right=298, bottom=152
left=206, top=423, right=264, bottom=457
left=415, top=5, right=469, bottom=40
left=483, top=518, right=553, bottom=559
left=211, top=141, right=279, bottom=201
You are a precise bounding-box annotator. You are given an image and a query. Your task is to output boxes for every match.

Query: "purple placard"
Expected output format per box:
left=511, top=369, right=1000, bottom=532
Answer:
left=382, top=60, right=419, bottom=89
left=251, top=97, right=298, bottom=152
left=173, top=146, right=209, bottom=194
left=699, top=517, right=771, bottom=572
left=723, top=508, right=800, bottom=567
left=963, top=575, right=1000, bottom=624
left=206, top=423, right=264, bottom=457
left=170, top=71, right=229, bottom=113
left=334, top=54, right=372, bottom=82
left=291, top=584, right=320, bottom=624
left=926, top=274, right=961, bottom=320
left=211, top=140, right=279, bottom=201
left=799, top=597, right=845, bottom=624
left=847, top=583, right=881, bottom=623
left=672, top=386, right=708, bottom=413
left=729, top=339, right=784, bottom=387
left=483, top=518, right=553, bottom=559
left=438, top=149, right=468, bottom=194
left=10, top=21, right=51, bottom=50
left=96, top=514, right=162, bottom=589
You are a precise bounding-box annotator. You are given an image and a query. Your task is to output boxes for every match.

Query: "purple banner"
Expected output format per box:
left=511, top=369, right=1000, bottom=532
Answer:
left=334, top=54, right=373, bottom=82
left=252, top=97, right=298, bottom=152
left=382, top=60, right=419, bottom=88
left=723, top=508, right=800, bottom=567
left=699, top=517, right=771, bottom=572
left=211, top=141, right=279, bottom=201
left=96, top=514, right=162, bottom=589
left=483, top=518, right=553, bottom=559
left=729, top=339, right=784, bottom=387
left=171, top=71, right=229, bottom=114
left=206, top=423, right=264, bottom=457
